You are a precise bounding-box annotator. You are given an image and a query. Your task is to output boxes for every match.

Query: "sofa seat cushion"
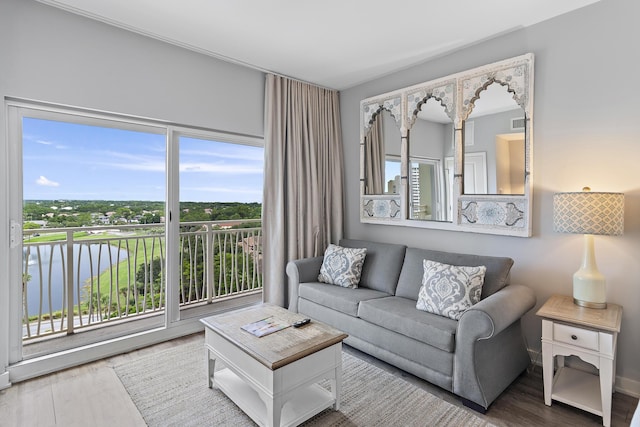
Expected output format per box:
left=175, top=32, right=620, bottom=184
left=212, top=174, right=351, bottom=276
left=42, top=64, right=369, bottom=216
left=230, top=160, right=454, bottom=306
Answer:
left=358, top=296, right=458, bottom=352
left=298, top=282, right=390, bottom=317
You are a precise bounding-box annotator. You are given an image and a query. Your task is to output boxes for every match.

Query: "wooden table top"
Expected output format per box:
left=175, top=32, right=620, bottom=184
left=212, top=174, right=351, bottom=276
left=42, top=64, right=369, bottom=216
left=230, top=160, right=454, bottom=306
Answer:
left=536, top=294, right=622, bottom=333
left=201, top=304, right=348, bottom=370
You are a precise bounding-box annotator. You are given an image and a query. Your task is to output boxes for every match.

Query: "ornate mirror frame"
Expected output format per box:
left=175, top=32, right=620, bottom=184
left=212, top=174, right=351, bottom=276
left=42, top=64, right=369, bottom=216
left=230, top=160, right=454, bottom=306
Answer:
left=360, top=93, right=404, bottom=220
left=359, top=53, right=534, bottom=237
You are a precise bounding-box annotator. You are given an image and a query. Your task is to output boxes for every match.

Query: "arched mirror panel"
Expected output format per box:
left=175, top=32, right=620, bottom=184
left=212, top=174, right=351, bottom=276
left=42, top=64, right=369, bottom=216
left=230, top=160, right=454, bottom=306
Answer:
left=360, top=94, right=404, bottom=220
left=462, top=81, right=526, bottom=195
left=362, top=98, right=403, bottom=196
left=406, top=82, right=455, bottom=222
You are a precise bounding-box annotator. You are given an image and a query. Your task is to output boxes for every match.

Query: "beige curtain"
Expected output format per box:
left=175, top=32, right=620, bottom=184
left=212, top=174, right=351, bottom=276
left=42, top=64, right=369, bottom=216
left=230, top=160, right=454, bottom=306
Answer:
left=365, top=117, right=384, bottom=194
left=262, top=74, right=344, bottom=307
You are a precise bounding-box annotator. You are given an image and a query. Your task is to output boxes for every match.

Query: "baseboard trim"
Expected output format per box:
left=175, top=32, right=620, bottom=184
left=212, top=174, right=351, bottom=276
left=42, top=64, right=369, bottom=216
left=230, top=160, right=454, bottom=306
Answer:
left=616, top=376, right=640, bottom=399
left=527, top=348, right=640, bottom=398
left=0, top=371, right=10, bottom=390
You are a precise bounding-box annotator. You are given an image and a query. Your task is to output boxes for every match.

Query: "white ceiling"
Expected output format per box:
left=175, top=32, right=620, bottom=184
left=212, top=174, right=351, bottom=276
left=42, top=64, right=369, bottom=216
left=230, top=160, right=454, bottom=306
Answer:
left=38, top=0, right=600, bottom=90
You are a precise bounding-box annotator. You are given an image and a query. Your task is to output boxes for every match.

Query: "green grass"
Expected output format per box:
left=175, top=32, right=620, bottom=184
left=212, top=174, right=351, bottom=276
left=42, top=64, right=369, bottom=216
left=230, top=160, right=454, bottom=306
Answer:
left=84, top=236, right=165, bottom=314
left=25, top=231, right=126, bottom=243
left=25, top=231, right=89, bottom=243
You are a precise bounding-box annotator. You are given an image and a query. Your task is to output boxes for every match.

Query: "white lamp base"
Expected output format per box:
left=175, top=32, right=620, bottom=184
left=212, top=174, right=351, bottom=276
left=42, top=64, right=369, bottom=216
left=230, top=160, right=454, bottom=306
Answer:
left=573, top=287, right=607, bottom=309
left=573, top=234, right=607, bottom=309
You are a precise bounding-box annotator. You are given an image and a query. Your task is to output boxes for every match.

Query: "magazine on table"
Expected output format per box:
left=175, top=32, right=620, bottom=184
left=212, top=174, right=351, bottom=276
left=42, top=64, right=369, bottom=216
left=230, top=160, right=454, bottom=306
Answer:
left=241, top=316, right=290, bottom=337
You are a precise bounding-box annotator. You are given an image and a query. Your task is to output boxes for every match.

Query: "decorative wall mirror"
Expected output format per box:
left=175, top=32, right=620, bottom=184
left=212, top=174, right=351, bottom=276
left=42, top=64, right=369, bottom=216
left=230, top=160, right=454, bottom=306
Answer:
left=360, top=95, right=403, bottom=219
left=406, top=81, right=456, bottom=222
left=360, top=53, right=534, bottom=236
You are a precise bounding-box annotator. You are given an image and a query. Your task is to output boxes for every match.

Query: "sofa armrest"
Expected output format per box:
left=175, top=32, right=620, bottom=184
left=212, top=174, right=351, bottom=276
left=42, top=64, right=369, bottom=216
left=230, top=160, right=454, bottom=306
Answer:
left=285, top=256, right=324, bottom=312
left=454, top=284, right=536, bottom=409
left=459, top=284, right=536, bottom=339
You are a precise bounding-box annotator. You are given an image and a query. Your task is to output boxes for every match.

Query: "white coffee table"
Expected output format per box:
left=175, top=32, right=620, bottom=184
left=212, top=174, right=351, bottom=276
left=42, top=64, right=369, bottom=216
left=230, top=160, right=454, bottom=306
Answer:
left=201, top=304, right=348, bottom=427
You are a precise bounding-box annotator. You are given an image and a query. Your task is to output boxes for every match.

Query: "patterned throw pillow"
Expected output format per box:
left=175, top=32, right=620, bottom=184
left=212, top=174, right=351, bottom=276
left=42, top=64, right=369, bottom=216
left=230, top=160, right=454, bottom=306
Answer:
left=318, top=244, right=367, bottom=288
left=416, top=259, right=486, bottom=320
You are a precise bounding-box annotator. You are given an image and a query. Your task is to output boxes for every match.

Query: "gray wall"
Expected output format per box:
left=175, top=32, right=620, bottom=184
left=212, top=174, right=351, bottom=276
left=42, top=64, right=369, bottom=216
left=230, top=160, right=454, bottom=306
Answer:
left=0, top=0, right=264, bottom=134
left=341, top=0, right=640, bottom=394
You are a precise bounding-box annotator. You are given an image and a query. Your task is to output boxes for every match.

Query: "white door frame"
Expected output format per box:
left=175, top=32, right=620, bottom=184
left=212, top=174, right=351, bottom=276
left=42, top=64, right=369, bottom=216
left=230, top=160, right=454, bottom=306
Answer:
left=463, top=151, right=488, bottom=194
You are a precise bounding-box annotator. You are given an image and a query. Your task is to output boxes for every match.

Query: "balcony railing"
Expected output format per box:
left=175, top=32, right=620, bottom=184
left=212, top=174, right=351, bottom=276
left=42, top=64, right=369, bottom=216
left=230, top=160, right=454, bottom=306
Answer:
left=22, top=221, right=262, bottom=340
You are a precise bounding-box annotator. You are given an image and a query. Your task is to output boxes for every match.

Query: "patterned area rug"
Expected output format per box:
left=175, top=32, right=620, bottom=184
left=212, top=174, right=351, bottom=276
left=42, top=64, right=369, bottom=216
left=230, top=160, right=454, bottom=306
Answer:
left=114, top=339, right=495, bottom=427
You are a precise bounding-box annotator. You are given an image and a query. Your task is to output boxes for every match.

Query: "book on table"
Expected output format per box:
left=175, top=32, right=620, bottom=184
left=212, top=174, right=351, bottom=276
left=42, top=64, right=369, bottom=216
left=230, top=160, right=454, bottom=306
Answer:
left=241, top=316, right=290, bottom=337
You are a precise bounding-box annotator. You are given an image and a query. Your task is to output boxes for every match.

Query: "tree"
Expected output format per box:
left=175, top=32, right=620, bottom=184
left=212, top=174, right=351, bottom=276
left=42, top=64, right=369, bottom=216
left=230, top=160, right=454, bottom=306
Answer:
left=135, top=258, right=163, bottom=293
left=140, top=213, right=161, bottom=224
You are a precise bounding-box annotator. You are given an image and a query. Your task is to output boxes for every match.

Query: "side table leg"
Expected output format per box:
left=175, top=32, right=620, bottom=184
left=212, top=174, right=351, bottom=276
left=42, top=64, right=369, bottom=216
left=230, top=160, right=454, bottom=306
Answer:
left=542, top=341, right=553, bottom=406
left=206, top=347, right=216, bottom=388
left=600, top=357, right=613, bottom=427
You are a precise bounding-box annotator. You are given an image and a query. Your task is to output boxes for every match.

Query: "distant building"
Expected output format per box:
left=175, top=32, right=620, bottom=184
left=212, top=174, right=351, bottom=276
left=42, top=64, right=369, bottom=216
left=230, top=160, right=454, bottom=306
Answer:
left=217, top=221, right=244, bottom=229
left=238, top=235, right=262, bottom=274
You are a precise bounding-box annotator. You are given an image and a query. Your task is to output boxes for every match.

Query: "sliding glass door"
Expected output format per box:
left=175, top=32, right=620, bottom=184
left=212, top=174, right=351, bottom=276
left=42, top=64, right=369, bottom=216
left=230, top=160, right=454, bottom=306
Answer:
left=176, top=134, right=263, bottom=311
left=6, top=102, right=263, bottom=364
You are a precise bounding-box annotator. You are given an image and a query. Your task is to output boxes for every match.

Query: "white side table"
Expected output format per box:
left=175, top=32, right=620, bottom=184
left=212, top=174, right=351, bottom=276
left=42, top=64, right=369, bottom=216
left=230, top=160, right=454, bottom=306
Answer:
left=537, top=294, right=622, bottom=427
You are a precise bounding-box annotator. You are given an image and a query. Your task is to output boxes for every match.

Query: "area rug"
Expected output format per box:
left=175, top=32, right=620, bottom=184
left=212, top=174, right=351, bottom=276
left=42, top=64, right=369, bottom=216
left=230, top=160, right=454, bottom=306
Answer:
left=114, top=340, right=495, bottom=427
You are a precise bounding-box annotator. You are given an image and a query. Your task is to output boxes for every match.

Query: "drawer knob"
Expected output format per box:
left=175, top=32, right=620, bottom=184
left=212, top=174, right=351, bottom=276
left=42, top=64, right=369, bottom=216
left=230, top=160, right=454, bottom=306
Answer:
left=571, top=334, right=578, bottom=340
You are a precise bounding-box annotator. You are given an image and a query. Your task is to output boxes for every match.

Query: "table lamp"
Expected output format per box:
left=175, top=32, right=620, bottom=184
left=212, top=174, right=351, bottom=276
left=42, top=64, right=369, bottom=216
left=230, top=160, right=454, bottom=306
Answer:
left=553, top=187, right=624, bottom=309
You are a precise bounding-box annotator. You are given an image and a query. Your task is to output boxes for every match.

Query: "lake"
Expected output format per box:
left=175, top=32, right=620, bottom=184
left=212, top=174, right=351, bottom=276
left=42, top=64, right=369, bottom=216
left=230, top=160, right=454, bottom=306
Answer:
left=23, top=243, right=129, bottom=315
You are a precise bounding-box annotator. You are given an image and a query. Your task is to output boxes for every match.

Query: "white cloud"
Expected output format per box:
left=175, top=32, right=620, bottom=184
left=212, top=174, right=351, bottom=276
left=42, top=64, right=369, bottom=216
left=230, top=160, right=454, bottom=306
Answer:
left=186, top=186, right=262, bottom=195
left=179, top=162, right=263, bottom=174
left=26, top=138, right=67, bottom=149
left=180, top=149, right=263, bottom=162
left=101, top=159, right=262, bottom=174
left=96, top=150, right=165, bottom=172
left=36, top=176, right=60, bottom=187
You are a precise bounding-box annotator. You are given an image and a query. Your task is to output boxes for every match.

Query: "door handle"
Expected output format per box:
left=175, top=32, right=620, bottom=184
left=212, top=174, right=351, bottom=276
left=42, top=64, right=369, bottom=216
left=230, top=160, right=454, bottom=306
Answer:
left=10, top=220, right=22, bottom=248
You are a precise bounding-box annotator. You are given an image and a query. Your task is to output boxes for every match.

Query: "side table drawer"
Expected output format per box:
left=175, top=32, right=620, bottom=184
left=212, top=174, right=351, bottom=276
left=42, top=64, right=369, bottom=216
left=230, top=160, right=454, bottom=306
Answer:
left=553, top=323, right=598, bottom=350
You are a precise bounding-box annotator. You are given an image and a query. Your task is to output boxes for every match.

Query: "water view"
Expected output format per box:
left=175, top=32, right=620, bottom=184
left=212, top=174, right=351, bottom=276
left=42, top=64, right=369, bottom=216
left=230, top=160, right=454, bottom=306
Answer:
left=23, top=242, right=129, bottom=315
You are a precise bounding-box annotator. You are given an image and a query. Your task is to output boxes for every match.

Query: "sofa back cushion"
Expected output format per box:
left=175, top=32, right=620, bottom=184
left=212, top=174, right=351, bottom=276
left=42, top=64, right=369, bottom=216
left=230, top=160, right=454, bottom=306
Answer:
left=339, top=239, right=407, bottom=294
left=395, top=247, right=513, bottom=300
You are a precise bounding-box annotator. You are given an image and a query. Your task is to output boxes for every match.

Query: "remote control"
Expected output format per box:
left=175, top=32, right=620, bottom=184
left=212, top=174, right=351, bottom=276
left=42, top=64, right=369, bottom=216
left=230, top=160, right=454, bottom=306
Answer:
left=293, top=318, right=311, bottom=328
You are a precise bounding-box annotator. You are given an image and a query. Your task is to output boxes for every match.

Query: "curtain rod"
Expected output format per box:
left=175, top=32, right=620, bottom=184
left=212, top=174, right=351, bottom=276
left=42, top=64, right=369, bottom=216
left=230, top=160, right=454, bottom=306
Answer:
left=264, top=71, right=337, bottom=93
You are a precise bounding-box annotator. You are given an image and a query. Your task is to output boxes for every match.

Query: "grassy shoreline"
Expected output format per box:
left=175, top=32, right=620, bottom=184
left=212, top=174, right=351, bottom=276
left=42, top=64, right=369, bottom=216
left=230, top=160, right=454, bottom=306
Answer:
left=25, top=232, right=164, bottom=322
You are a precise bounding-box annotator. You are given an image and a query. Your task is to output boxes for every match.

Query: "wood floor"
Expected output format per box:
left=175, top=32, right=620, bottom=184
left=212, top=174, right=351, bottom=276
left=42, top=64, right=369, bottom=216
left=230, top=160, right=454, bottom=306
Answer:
left=0, top=333, right=637, bottom=427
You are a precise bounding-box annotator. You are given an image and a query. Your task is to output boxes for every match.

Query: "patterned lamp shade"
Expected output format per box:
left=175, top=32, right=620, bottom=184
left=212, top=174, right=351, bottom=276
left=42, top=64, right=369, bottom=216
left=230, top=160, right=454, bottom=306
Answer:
left=553, top=189, right=624, bottom=236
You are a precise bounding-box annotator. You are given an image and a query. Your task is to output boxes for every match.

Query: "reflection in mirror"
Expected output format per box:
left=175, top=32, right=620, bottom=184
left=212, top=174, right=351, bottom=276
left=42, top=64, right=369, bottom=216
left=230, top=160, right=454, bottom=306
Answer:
left=385, top=155, right=401, bottom=194
left=408, top=97, right=454, bottom=221
left=364, top=109, right=402, bottom=195
left=463, top=82, right=525, bottom=195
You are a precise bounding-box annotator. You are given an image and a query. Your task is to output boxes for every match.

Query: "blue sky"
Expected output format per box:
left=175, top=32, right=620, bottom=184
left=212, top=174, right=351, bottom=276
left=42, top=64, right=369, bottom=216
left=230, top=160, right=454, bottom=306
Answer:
left=22, top=118, right=264, bottom=202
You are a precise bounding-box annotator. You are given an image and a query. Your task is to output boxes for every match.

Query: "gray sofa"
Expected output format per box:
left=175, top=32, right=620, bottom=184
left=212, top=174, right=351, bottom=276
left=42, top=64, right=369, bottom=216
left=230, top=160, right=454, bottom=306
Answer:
left=286, top=239, right=536, bottom=411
